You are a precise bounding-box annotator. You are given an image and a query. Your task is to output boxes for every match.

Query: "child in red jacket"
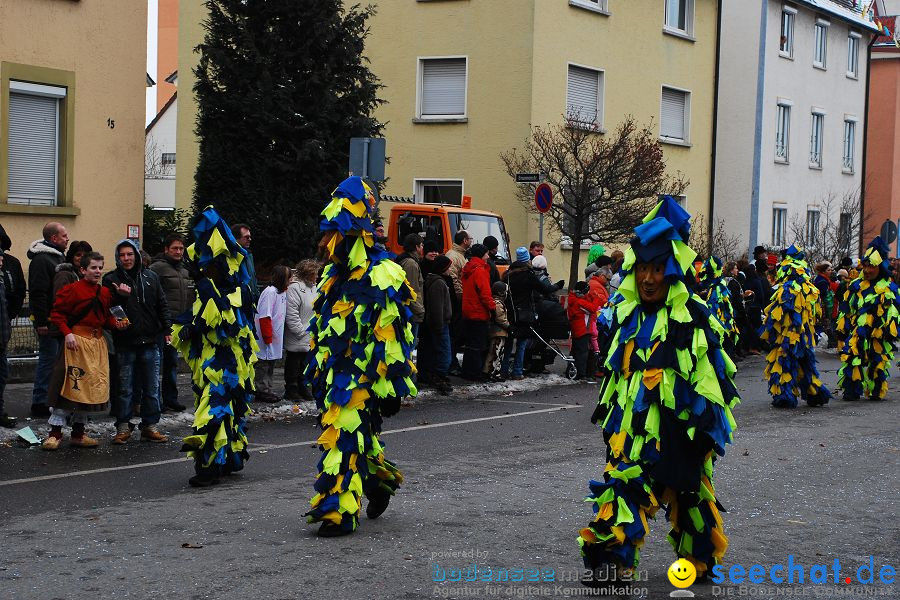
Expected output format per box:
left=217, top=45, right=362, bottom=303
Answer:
left=568, top=281, right=602, bottom=380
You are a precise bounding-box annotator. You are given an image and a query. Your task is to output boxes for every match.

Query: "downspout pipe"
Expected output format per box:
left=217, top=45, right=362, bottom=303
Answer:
left=709, top=0, right=723, bottom=247
left=860, top=34, right=876, bottom=257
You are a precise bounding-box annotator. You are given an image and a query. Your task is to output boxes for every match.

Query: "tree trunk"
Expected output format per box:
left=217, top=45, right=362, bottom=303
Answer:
left=568, top=235, right=583, bottom=292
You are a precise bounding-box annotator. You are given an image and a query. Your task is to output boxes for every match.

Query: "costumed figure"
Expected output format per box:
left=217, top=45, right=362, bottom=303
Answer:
left=578, top=197, right=740, bottom=583
left=171, top=207, right=258, bottom=487
left=759, top=245, right=831, bottom=408
left=306, top=176, right=417, bottom=537
left=698, top=256, right=740, bottom=357
left=836, top=236, right=900, bottom=401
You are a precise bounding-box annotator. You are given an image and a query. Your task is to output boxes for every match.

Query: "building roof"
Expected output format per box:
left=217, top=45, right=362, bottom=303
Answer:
left=873, top=14, right=898, bottom=44
left=146, top=91, right=177, bottom=134
left=795, top=0, right=882, bottom=32
left=164, top=70, right=178, bottom=84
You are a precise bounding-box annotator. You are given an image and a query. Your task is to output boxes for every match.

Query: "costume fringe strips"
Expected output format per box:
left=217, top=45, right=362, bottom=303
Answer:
left=836, top=236, right=900, bottom=401
left=759, top=245, right=831, bottom=408
left=171, top=206, right=259, bottom=476
left=578, top=197, right=740, bottom=578
left=698, top=256, right=740, bottom=352
left=305, top=176, right=418, bottom=534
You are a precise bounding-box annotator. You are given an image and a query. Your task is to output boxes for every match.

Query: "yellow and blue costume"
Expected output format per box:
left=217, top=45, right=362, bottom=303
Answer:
left=171, top=206, right=259, bottom=485
left=760, top=245, right=831, bottom=408
left=698, top=256, right=740, bottom=356
left=306, top=176, right=418, bottom=536
left=836, top=236, right=900, bottom=401
left=578, top=197, right=739, bottom=579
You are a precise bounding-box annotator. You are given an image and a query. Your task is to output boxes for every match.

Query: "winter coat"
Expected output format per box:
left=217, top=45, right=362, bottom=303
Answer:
left=1, top=252, right=26, bottom=319
left=424, top=273, right=452, bottom=333
left=567, top=291, right=602, bottom=339
left=503, top=261, right=557, bottom=330
left=284, top=279, right=316, bottom=352
left=52, top=263, right=80, bottom=297
left=588, top=274, right=610, bottom=309
left=461, top=256, right=495, bottom=321
left=489, top=295, right=510, bottom=338
left=102, top=239, right=170, bottom=348
left=27, top=239, right=65, bottom=328
left=149, top=255, right=194, bottom=318
left=396, top=251, right=425, bottom=323
left=445, top=243, right=468, bottom=301
left=255, top=285, right=287, bottom=360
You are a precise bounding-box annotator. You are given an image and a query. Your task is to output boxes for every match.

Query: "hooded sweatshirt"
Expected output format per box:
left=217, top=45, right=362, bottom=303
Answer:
left=102, top=239, right=170, bottom=347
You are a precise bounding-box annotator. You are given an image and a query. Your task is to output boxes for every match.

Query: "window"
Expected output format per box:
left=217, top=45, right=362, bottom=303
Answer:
left=843, top=119, right=856, bottom=172
left=773, top=207, right=787, bottom=246
left=7, top=81, right=66, bottom=206
left=780, top=7, right=796, bottom=57
left=847, top=32, right=860, bottom=78
left=664, top=0, right=693, bottom=35
left=838, top=212, right=852, bottom=251
left=660, top=87, right=690, bottom=142
left=775, top=103, right=791, bottom=162
left=806, top=210, right=820, bottom=247
left=659, top=194, right=686, bottom=208
left=810, top=112, right=824, bottom=167
left=414, top=179, right=463, bottom=205
left=161, top=153, right=176, bottom=167
left=566, top=65, right=603, bottom=128
left=395, top=213, right=445, bottom=252
left=569, top=0, right=608, bottom=13
left=814, top=21, right=829, bottom=68
left=417, top=57, right=467, bottom=119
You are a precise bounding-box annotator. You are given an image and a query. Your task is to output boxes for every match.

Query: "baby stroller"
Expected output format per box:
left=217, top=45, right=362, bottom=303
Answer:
left=526, top=298, right=577, bottom=380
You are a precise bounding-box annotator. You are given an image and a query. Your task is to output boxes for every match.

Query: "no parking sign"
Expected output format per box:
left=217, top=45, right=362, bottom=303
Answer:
left=534, top=183, right=553, bottom=214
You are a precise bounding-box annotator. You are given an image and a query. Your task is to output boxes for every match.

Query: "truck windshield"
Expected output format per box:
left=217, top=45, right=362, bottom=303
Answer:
left=449, top=213, right=510, bottom=263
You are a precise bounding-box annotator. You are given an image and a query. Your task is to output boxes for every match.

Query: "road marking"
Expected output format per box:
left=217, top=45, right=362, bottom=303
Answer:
left=0, top=402, right=580, bottom=487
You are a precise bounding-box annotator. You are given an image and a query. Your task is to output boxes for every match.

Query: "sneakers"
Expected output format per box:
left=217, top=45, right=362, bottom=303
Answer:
left=41, top=435, right=61, bottom=451
left=140, top=425, right=169, bottom=443
left=70, top=434, right=100, bottom=448
left=112, top=423, right=132, bottom=445
left=0, top=413, right=17, bottom=428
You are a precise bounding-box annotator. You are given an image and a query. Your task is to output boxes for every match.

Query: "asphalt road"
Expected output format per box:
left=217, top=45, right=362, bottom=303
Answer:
left=0, top=354, right=898, bottom=600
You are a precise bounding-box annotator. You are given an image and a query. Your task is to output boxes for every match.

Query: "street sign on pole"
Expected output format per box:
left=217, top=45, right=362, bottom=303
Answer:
left=880, top=219, right=897, bottom=245
left=515, top=173, right=542, bottom=184
left=534, top=183, right=553, bottom=214
left=349, top=137, right=386, bottom=181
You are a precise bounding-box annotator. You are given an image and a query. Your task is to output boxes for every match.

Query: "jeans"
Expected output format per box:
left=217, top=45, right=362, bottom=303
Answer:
left=116, top=345, right=161, bottom=427
left=572, top=334, right=590, bottom=379
left=284, top=350, right=308, bottom=392
left=157, top=337, right=180, bottom=407
left=32, top=334, right=60, bottom=407
left=502, top=336, right=530, bottom=378
left=418, top=324, right=451, bottom=377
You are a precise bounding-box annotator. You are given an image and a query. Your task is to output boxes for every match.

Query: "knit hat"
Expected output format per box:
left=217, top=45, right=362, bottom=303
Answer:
left=532, top=255, right=548, bottom=270
left=423, top=240, right=439, bottom=255
left=491, top=281, right=508, bottom=296
left=767, top=253, right=777, bottom=268
left=432, top=255, right=451, bottom=274
left=515, top=246, right=530, bottom=263
left=586, top=244, right=606, bottom=265
left=837, top=268, right=849, bottom=278
left=483, top=235, right=499, bottom=250
left=470, top=244, right=488, bottom=259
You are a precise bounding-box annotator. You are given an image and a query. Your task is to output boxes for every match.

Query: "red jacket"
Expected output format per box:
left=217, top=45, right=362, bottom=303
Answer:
left=567, top=291, right=602, bottom=338
left=50, top=279, right=118, bottom=336
left=461, top=257, right=496, bottom=321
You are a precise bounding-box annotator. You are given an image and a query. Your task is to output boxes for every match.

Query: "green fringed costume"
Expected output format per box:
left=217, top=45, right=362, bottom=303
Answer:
left=836, top=236, right=900, bottom=401
left=698, top=256, right=740, bottom=357
left=578, top=197, right=739, bottom=580
left=171, top=206, right=258, bottom=485
left=306, top=176, right=418, bottom=536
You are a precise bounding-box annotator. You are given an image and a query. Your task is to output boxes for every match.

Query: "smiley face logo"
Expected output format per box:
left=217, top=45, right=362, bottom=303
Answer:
left=667, top=558, right=697, bottom=588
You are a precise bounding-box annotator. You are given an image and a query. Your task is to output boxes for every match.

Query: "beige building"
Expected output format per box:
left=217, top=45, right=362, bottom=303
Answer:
left=175, top=0, right=719, bottom=275
left=0, top=0, right=146, bottom=265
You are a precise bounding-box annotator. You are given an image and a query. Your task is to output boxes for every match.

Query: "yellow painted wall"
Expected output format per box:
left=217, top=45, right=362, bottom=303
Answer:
left=175, top=0, right=204, bottom=212
left=0, top=0, right=146, bottom=265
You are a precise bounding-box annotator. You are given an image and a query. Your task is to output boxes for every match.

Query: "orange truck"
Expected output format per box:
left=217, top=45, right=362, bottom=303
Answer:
left=386, top=196, right=511, bottom=269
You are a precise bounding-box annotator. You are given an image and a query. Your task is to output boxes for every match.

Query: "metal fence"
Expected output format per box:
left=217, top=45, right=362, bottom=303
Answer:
left=9, top=316, right=39, bottom=358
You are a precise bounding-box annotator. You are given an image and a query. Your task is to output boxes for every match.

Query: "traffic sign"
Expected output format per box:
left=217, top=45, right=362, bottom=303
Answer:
left=515, top=173, right=542, bottom=184
left=535, top=183, right=553, bottom=214
left=881, top=219, right=898, bottom=245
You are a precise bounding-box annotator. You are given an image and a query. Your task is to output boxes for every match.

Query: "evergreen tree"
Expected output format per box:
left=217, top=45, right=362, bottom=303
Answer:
left=193, top=0, right=383, bottom=269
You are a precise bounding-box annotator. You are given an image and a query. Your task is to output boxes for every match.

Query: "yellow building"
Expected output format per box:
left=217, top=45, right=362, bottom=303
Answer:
left=175, top=0, right=718, bottom=276
left=0, top=0, right=146, bottom=264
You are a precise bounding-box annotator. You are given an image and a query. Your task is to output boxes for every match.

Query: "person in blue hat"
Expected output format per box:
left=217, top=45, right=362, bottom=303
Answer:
left=577, top=197, right=740, bottom=585
left=759, top=245, right=831, bottom=408
left=305, top=176, right=418, bottom=537
left=835, top=236, right=900, bottom=401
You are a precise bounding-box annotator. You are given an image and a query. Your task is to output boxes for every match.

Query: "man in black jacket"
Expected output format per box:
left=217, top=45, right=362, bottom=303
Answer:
left=27, top=222, right=68, bottom=417
left=0, top=225, right=26, bottom=319
left=103, top=239, right=171, bottom=444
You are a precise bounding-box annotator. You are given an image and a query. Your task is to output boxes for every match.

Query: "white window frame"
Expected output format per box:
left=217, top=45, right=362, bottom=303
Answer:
left=847, top=31, right=861, bottom=79
left=659, top=194, right=687, bottom=209
left=775, top=100, right=792, bottom=163
left=7, top=81, right=67, bottom=207
left=413, top=178, right=464, bottom=205
left=809, top=110, right=825, bottom=168
left=569, top=0, right=609, bottom=15
left=814, top=20, right=829, bottom=69
left=773, top=206, right=788, bottom=247
left=805, top=209, right=820, bottom=247
left=780, top=6, right=797, bottom=58
left=659, top=85, right=691, bottom=145
left=415, top=56, right=468, bottom=121
left=566, top=63, right=605, bottom=130
left=663, top=0, right=695, bottom=38
left=843, top=117, right=858, bottom=173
